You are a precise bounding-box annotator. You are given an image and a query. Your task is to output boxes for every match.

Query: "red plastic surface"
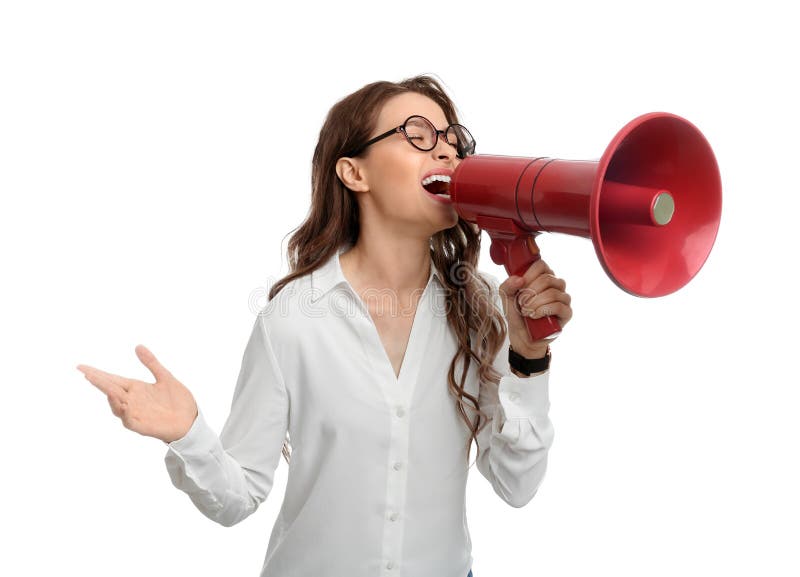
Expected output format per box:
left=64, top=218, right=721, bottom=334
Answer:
left=450, top=112, right=722, bottom=340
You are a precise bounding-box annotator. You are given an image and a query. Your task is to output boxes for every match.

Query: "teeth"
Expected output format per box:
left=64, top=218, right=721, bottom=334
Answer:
left=421, top=174, right=452, bottom=186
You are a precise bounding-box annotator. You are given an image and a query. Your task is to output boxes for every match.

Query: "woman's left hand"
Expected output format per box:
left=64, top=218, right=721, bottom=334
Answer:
left=497, top=259, right=572, bottom=358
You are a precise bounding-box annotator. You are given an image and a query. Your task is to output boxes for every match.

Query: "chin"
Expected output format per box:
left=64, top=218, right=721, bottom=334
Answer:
left=435, top=211, right=460, bottom=232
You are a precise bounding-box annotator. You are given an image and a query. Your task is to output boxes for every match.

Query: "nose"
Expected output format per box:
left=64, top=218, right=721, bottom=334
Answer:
left=431, top=131, right=457, bottom=163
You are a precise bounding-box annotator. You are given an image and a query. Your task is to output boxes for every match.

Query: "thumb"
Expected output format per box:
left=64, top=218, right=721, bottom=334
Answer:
left=135, top=344, right=173, bottom=382
left=498, top=276, right=524, bottom=300
left=497, top=276, right=526, bottom=312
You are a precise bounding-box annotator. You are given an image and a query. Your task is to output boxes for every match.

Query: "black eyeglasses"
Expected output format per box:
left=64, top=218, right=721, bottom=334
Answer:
left=345, top=115, right=476, bottom=159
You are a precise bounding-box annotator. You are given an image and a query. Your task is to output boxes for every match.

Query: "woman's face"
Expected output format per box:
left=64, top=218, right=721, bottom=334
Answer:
left=352, top=92, right=462, bottom=235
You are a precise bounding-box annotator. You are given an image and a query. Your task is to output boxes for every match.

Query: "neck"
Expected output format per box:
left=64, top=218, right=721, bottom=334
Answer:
left=340, top=237, right=431, bottom=296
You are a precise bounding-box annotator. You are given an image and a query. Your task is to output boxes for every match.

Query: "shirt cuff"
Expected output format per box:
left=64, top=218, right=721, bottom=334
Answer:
left=166, top=409, right=218, bottom=456
left=498, top=371, right=550, bottom=419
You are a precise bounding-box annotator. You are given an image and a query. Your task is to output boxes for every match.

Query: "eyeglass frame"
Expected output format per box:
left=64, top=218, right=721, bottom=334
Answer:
left=344, top=115, right=476, bottom=159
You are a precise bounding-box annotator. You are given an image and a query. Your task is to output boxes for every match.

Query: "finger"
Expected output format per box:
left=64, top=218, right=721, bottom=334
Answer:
left=78, top=364, right=130, bottom=396
left=530, top=301, right=573, bottom=324
left=515, top=285, right=539, bottom=308
left=107, top=395, right=127, bottom=418
left=498, top=275, right=525, bottom=300
left=515, top=275, right=565, bottom=308
left=499, top=262, right=551, bottom=298
left=522, top=288, right=571, bottom=313
left=530, top=273, right=566, bottom=296
left=521, top=259, right=554, bottom=284
left=135, top=345, right=173, bottom=382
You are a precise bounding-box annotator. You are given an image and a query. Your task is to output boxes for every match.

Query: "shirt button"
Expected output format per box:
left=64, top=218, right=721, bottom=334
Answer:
left=386, top=561, right=395, bottom=569
left=396, top=407, right=405, bottom=417
left=508, top=392, right=520, bottom=402
left=388, top=512, right=398, bottom=521
left=393, top=461, right=403, bottom=471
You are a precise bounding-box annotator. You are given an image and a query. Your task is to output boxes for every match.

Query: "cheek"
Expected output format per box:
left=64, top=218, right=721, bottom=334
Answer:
left=372, top=156, right=422, bottom=197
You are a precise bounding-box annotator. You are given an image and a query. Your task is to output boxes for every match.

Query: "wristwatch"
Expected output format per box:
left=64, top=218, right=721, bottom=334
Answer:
left=508, top=345, right=551, bottom=375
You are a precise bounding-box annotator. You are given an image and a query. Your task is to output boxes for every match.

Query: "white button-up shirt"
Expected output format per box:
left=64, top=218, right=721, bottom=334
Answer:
left=164, top=246, right=554, bottom=577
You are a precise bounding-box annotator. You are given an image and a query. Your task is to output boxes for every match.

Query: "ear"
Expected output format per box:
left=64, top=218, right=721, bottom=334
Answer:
left=335, top=157, right=369, bottom=193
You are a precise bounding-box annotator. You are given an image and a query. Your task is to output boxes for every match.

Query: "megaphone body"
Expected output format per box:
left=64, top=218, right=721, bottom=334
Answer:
left=450, top=112, right=722, bottom=341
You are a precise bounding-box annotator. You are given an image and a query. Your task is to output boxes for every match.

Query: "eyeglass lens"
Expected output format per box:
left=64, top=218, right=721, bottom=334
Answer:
left=404, top=116, right=474, bottom=157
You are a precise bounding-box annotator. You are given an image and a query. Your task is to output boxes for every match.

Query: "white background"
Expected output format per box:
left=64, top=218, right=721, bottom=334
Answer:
left=2, top=1, right=798, bottom=575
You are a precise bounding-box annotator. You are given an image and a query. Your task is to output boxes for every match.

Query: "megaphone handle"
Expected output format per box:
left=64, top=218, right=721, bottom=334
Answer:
left=492, top=234, right=562, bottom=341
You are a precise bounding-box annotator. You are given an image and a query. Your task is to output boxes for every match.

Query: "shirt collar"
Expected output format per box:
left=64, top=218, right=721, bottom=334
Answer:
left=310, top=246, right=443, bottom=303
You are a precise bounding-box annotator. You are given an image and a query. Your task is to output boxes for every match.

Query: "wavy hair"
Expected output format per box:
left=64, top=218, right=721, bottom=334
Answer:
left=268, top=74, right=507, bottom=468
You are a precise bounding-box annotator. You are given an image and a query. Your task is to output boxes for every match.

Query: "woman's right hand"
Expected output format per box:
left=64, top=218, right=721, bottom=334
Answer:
left=78, top=345, right=198, bottom=444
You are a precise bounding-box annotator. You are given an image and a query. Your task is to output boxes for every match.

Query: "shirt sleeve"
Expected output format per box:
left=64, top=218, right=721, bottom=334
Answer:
left=474, top=272, right=556, bottom=508
left=163, top=313, right=290, bottom=527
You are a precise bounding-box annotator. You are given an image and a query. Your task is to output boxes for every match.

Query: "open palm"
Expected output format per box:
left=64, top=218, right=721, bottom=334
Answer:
left=78, top=344, right=198, bottom=443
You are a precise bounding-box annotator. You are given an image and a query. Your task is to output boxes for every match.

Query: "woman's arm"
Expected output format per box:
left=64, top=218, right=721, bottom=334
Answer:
left=474, top=344, right=554, bottom=508
left=474, top=272, right=558, bottom=508
left=164, top=314, right=290, bottom=527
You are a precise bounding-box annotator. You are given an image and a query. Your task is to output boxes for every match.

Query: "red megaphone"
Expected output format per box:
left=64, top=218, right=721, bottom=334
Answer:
left=450, top=112, right=722, bottom=342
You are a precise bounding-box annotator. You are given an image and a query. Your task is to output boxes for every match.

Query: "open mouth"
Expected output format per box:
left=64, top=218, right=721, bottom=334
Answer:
left=421, top=174, right=451, bottom=199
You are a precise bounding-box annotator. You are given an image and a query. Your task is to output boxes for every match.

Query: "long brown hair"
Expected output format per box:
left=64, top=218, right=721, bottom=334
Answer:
left=268, top=74, right=507, bottom=468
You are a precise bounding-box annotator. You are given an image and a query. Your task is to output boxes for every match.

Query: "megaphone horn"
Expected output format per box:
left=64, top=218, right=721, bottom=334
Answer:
left=450, top=112, right=722, bottom=341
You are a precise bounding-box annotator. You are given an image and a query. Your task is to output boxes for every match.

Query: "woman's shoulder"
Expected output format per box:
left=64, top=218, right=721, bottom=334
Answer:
left=256, top=272, right=313, bottom=335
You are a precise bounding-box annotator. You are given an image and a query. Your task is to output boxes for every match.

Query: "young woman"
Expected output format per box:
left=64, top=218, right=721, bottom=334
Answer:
left=78, top=75, right=572, bottom=577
